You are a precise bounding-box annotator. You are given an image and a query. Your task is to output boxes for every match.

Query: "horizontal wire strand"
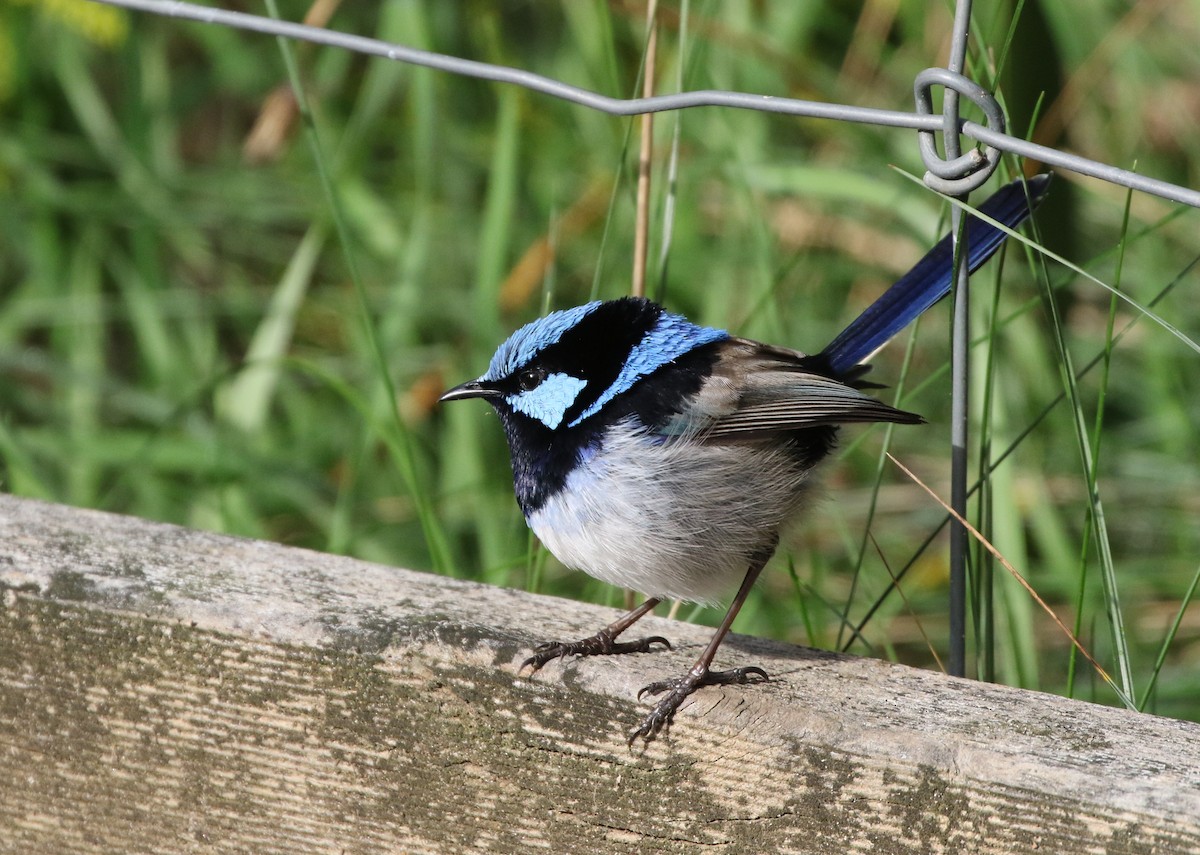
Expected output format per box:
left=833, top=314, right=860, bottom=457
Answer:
left=92, top=0, right=1200, bottom=208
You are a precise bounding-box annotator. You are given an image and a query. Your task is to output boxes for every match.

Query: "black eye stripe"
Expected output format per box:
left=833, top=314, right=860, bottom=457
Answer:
left=530, top=299, right=662, bottom=416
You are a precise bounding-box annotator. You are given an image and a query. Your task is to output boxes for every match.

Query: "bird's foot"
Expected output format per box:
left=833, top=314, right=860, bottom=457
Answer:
left=520, top=629, right=672, bottom=674
left=628, top=665, right=769, bottom=745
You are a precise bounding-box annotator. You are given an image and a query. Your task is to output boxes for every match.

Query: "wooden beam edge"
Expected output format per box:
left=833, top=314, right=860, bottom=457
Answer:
left=1, top=494, right=1198, bottom=854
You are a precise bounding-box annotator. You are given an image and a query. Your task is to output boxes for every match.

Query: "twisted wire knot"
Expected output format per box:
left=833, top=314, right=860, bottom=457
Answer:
left=914, top=67, right=1005, bottom=195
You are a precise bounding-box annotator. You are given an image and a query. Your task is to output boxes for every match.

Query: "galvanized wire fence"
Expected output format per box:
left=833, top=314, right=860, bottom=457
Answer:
left=93, top=0, right=1200, bottom=207
left=89, top=0, right=1198, bottom=684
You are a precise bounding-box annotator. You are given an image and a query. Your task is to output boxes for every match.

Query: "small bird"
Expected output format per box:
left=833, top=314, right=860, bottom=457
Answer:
left=441, top=175, right=1049, bottom=743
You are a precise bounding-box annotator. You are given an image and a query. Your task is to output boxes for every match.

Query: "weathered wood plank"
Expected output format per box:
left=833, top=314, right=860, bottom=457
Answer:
left=1, top=494, right=1197, bottom=854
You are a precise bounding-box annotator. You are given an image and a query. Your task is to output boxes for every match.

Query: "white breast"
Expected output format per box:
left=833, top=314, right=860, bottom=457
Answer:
left=527, top=420, right=814, bottom=605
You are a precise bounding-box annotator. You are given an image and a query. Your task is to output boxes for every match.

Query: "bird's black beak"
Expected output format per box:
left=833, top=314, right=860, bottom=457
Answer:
left=439, top=379, right=502, bottom=403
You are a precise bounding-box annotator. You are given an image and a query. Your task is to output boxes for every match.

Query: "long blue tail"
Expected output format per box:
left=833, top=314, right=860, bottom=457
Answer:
left=820, top=174, right=1051, bottom=376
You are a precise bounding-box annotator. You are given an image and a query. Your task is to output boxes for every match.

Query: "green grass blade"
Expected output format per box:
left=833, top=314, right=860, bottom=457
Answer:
left=216, top=224, right=326, bottom=433
left=263, top=0, right=452, bottom=575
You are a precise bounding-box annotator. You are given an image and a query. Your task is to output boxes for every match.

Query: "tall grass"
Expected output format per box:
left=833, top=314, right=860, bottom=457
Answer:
left=1, top=1, right=1197, bottom=721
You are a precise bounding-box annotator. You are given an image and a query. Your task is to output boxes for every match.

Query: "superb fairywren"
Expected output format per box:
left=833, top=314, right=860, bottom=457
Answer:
left=441, top=175, right=1048, bottom=743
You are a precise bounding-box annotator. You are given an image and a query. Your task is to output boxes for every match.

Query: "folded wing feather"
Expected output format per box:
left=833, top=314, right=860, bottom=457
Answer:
left=661, top=338, right=922, bottom=440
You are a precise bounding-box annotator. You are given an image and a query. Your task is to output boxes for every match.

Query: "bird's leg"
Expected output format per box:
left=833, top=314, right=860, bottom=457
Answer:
left=628, top=548, right=773, bottom=744
left=521, top=597, right=671, bottom=674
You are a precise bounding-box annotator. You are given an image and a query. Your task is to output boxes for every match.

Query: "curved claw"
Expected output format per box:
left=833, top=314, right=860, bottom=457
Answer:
left=735, top=666, right=769, bottom=683
left=637, top=680, right=671, bottom=701
left=628, top=714, right=669, bottom=745
left=518, top=650, right=554, bottom=674
left=520, top=640, right=581, bottom=673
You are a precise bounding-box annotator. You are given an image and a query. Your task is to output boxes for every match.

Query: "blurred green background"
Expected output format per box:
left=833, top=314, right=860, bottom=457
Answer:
left=1, top=1, right=1197, bottom=720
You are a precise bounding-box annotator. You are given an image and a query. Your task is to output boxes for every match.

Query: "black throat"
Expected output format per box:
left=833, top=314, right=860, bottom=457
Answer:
left=495, top=339, right=725, bottom=515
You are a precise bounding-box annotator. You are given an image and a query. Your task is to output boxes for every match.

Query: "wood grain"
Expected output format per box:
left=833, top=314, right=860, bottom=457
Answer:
left=1, top=494, right=1197, bottom=854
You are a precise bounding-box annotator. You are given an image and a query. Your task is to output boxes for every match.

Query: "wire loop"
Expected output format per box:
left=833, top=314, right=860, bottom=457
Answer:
left=914, top=68, right=1005, bottom=195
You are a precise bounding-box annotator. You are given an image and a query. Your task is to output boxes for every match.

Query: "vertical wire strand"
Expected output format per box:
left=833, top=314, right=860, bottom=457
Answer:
left=945, top=0, right=974, bottom=679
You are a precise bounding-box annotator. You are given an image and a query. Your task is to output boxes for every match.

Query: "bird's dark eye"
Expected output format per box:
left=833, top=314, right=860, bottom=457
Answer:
left=517, top=367, right=545, bottom=392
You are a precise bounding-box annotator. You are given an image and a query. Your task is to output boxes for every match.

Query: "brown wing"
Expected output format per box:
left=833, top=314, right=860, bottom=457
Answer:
left=661, top=337, right=922, bottom=441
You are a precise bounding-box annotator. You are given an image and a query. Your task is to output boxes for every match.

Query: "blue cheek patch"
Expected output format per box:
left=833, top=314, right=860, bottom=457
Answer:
left=507, top=373, right=588, bottom=429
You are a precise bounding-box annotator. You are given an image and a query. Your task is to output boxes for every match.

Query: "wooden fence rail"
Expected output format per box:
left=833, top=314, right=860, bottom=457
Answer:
left=1, top=494, right=1197, bottom=854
